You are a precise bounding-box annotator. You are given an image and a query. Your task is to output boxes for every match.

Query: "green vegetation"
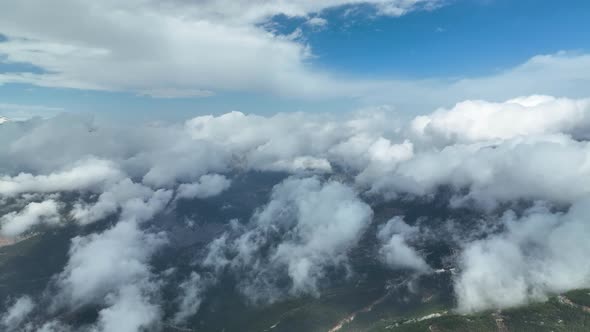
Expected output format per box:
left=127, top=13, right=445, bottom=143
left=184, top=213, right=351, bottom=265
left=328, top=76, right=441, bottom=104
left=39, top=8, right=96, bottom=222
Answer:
left=368, top=290, right=590, bottom=332
left=0, top=229, right=72, bottom=300
left=566, top=289, right=590, bottom=308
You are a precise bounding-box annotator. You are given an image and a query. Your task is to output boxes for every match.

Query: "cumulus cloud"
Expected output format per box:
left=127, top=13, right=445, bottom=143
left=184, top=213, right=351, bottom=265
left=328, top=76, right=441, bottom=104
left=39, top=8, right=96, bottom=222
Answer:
left=4, top=2, right=589, bottom=109
left=0, top=0, right=439, bottom=100
left=305, top=17, right=328, bottom=29
left=370, top=134, right=590, bottom=208
left=92, top=285, right=162, bottom=332
left=4, top=102, right=590, bottom=212
left=363, top=53, right=590, bottom=111
left=0, top=200, right=61, bottom=237
left=1, top=295, right=35, bottom=331
left=412, top=95, right=590, bottom=143
left=0, top=158, right=122, bottom=197
left=53, top=188, right=172, bottom=332
left=35, top=321, right=71, bottom=332
left=176, top=174, right=231, bottom=200
left=353, top=137, right=414, bottom=186
left=204, top=177, right=373, bottom=302
left=0, top=103, right=64, bottom=121
left=455, top=200, right=590, bottom=312
left=55, top=219, right=166, bottom=307
left=377, top=217, right=430, bottom=273
left=3, top=94, right=590, bottom=324
left=172, top=272, right=207, bottom=325
left=157, top=0, right=440, bottom=24
left=184, top=110, right=405, bottom=174
left=70, top=179, right=155, bottom=225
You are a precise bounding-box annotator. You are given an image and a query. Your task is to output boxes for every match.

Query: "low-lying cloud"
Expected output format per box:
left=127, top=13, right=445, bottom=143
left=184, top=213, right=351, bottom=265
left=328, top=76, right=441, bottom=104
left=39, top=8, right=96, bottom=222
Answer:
left=1, top=199, right=61, bottom=237
left=377, top=217, right=430, bottom=273
left=455, top=200, right=590, bottom=312
left=204, top=176, right=373, bottom=303
left=1, top=95, right=590, bottom=329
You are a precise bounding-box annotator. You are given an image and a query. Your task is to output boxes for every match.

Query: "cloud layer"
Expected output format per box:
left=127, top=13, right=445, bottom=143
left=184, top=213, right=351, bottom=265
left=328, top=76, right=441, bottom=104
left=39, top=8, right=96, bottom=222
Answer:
left=455, top=200, right=590, bottom=312
left=2, top=95, right=590, bottom=329
left=1, top=2, right=590, bottom=111
left=204, top=176, right=373, bottom=302
left=0, top=0, right=437, bottom=99
left=1, top=199, right=60, bottom=237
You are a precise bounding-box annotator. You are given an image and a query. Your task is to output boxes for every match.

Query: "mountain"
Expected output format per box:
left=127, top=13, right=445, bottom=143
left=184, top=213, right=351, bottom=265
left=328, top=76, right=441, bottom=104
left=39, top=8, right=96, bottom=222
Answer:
left=1, top=172, right=589, bottom=331
left=368, top=290, right=590, bottom=332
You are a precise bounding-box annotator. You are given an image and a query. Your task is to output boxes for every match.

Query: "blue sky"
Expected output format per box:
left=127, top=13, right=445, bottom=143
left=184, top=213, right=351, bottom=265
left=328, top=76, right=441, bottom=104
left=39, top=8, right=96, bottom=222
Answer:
left=308, top=0, right=590, bottom=77
left=0, top=0, right=589, bottom=121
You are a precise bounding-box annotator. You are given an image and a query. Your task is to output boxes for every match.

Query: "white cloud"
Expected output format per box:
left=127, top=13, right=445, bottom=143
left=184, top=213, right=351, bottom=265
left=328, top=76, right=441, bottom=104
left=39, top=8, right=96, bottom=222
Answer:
left=4, top=94, right=590, bottom=320
left=362, top=53, right=590, bottom=111
left=377, top=217, right=430, bottom=273
left=119, top=189, right=173, bottom=222
left=157, top=0, right=440, bottom=24
left=353, top=137, right=414, bottom=186
left=0, top=200, right=60, bottom=237
left=455, top=200, right=590, bottom=312
left=176, top=174, right=231, bottom=200
left=0, top=158, right=123, bottom=197
left=267, top=178, right=373, bottom=296
left=35, top=321, right=71, bottom=332
left=0, top=103, right=64, bottom=121
left=55, top=189, right=171, bottom=308
left=4, top=99, right=590, bottom=211
left=137, top=88, right=214, bottom=99
left=0, top=0, right=438, bottom=100
left=5, top=100, right=590, bottom=212
left=70, top=179, right=155, bottom=225
left=172, top=272, right=207, bottom=324
left=1, top=295, right=35, bottom=331
left=205, top=177, right=373, bottom=302
left=37, top=185, right=174, bottom=332
left=0, top=1, right=588, bottom=109
left=92, top=285, right=161, bottom=332
left=370, top=134, right=590, bottom=208
left=411, top=95, right=590, bottom=143
left=55, top=220, right=165, bottom=307
left=184, top=110, right=405, bottom=174
left=305, top=17, right=328, bottom=28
